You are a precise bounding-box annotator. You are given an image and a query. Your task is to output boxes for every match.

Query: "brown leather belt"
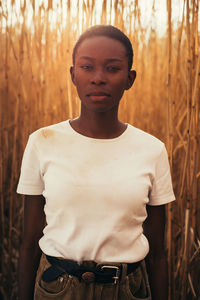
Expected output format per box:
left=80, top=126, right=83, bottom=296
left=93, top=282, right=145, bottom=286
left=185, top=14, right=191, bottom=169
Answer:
left=42, top=255, right=142, bottom=284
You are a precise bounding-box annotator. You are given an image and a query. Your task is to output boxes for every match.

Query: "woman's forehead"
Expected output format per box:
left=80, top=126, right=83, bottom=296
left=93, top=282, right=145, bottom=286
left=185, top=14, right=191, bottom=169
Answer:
left=75, top=36, right=127, bottom=60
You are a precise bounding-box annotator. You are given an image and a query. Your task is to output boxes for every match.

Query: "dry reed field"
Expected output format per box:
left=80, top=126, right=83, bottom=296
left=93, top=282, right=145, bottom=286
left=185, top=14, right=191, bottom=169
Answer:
left=0, top=0, right=200, bottom=299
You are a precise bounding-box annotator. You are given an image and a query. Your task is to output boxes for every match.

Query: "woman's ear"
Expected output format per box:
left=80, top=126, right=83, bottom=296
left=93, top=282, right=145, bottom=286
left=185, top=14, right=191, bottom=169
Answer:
left=125, top=70, right=136, bottom=90
left=70, top=66, right=76, bottom=85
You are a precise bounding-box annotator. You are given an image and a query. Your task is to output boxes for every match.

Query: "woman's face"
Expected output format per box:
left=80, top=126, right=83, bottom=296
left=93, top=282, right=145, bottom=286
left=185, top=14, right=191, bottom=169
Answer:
left=70, top=36, right=136, bottom=113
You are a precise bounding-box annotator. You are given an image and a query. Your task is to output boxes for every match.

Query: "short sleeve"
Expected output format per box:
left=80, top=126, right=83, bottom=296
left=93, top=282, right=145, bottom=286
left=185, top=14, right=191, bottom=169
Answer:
left=16, top=134, right=44, bottom=195
left=149, top=145, right=175, bottom=205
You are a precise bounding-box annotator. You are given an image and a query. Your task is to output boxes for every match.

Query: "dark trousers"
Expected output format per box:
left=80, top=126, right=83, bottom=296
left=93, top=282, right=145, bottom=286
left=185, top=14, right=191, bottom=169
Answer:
left=34, top=254, right=151, bottom=300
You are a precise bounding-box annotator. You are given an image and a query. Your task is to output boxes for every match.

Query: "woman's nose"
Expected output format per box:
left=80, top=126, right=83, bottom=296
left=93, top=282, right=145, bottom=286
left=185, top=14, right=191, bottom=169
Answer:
left=90, top=70, right=106, bottom=85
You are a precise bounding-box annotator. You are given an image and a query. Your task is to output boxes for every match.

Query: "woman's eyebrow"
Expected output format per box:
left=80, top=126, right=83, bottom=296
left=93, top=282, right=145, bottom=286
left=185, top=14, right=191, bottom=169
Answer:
left=79, top=56, right=123, bottom=63
left=106, top=58, right=123, bottom=63
left=79, top=56, right=94, bottom=61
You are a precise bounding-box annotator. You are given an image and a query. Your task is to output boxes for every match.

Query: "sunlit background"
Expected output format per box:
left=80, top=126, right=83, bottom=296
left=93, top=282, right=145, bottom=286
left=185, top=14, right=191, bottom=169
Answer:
left=1, top=0, right=186, bottom=36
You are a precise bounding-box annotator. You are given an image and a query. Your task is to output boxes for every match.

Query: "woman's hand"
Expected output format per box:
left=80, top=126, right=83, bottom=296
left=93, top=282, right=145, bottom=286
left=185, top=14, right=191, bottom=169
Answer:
left=144, top=204, right=168, bottom=300
left=18, top=195, right=46, bottom=300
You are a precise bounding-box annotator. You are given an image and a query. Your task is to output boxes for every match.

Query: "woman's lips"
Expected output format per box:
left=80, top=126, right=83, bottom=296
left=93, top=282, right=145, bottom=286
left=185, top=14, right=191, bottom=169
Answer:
left=87, top=92, right=110, bottom=101
left=89, top=95, right=108, bottom=101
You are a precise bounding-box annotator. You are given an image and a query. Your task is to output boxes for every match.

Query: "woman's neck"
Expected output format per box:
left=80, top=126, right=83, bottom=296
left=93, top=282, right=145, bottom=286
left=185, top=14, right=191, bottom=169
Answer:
left=70, top=110, right=127, bottom=139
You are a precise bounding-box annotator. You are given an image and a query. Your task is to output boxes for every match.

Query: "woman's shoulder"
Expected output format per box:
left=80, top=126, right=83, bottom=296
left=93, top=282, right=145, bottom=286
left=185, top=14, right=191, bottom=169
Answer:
left=127, top=124, right=164, bottom=145
left=126, top=124, right=165, bottom=156
left=25, top=121, right=72, bottom=151
left=29, top=120, right=69, bottom=140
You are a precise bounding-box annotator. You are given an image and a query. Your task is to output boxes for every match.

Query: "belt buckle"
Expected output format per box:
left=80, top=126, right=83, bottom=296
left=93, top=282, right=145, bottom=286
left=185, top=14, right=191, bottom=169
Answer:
left=101, top=265, right=120, bottom=284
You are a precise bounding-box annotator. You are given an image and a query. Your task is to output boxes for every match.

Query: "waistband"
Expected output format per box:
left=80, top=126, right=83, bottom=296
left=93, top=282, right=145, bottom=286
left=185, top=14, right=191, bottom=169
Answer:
left=42, top=255, right=142, bottom=285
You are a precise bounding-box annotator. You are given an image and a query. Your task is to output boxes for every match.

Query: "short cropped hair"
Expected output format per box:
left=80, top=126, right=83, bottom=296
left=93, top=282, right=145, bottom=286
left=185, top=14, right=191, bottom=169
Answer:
left=72, top=25, right=133, bottom=70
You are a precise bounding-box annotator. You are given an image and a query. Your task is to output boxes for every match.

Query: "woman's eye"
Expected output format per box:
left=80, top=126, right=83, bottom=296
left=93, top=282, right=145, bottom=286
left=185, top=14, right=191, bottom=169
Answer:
left=81, top=65, right=92, bottom=70
left=107, top=66, right=120, bottom=72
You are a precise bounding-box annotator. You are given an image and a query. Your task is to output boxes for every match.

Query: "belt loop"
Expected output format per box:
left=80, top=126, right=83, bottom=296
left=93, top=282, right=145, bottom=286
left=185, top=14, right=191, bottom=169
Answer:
left=120, top=263, right=127, bottom=283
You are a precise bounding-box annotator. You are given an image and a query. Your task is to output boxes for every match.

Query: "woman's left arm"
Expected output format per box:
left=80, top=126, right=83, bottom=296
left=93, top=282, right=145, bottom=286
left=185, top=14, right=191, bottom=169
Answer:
left=143, top=204, right=168, bottom=300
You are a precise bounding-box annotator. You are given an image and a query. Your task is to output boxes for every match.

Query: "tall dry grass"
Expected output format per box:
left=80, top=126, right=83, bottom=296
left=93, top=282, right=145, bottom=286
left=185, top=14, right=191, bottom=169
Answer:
left=0, top=0, right=199, bottom=299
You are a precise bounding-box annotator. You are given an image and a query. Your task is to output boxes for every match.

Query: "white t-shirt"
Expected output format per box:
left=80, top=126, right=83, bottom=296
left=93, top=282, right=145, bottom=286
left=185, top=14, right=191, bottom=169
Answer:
left=17, top=120, right=175, bottom=263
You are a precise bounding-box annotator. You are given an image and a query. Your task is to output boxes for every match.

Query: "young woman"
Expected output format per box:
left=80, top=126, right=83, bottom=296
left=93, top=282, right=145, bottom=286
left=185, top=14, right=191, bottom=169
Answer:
left=17, top=25, right=175, bottom=300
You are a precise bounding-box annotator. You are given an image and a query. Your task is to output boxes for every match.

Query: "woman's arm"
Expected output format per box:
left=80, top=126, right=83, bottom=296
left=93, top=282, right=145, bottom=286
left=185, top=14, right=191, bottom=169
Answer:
left=18, top=195, right=46, bottom=300
left=143, top=204, right=168, bottom=300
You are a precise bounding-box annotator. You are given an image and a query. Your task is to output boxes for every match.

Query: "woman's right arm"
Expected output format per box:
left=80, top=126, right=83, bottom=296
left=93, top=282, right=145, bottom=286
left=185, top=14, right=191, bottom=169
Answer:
left=18, top=195, right=46, bottom=300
